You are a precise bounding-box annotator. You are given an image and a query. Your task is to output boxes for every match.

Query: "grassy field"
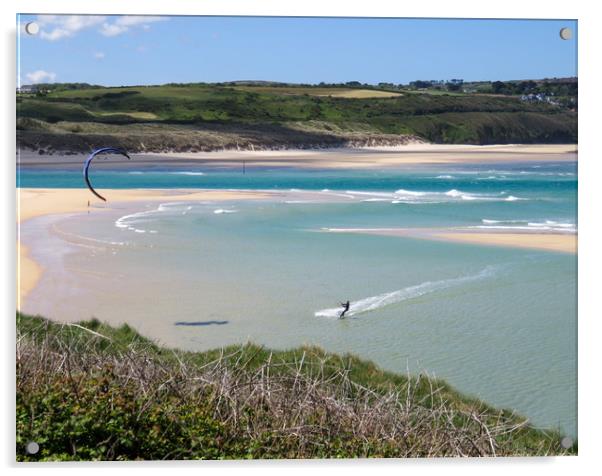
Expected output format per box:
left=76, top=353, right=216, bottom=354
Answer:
left=16, top=312, right=575, bottom=461
left=232, top=86, right=403, bottom=98
left=16, top=83, right=577, bottom=153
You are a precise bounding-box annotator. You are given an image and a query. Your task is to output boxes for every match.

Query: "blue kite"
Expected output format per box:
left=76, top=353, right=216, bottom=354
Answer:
left=83, top=147, right=130, bottom=202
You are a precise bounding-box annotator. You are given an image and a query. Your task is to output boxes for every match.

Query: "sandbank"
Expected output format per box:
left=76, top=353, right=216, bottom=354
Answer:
left=323, top=227, right=576, bottom=254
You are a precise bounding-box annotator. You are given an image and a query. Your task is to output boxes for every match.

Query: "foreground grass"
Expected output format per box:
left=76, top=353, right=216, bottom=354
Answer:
left=16, top=313, right=575, bottom=461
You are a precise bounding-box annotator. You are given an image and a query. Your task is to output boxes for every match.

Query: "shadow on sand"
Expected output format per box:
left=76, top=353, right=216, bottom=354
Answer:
left=174, top=320, right=229, bottom=327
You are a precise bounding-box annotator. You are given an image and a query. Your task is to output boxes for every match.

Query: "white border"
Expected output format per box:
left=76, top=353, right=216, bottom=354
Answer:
left=7, top=0, right=582, bottom=19
left=2, top=1, right=600, bottom=475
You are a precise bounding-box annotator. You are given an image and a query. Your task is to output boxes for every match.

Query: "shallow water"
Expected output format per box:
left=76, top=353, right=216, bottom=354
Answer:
left=19, top=161, right=577, bottom=436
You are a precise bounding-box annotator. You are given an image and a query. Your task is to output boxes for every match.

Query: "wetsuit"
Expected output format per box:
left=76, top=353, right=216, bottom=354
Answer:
left=339, top=301, right=350, bottom=319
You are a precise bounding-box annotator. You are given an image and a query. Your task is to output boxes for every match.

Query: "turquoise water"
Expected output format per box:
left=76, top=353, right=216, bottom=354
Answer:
left=19, top=160, right=577, bottom=436
left=19, top=161, right=576, bottom=197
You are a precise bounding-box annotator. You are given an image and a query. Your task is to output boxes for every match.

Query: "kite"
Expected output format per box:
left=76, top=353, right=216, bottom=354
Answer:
left=83, top=147, right=130, bottom=202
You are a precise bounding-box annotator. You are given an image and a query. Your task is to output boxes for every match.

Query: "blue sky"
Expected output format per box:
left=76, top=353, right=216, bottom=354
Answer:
left=17, top=15, right=577, bottom=86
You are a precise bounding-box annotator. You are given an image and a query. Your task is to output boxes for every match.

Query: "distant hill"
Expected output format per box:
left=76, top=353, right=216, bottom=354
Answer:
left=16, top=81, right=577, bottom=154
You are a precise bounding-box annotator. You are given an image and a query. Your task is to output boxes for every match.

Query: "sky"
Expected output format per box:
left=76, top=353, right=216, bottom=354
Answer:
left=17, top=15, right=577, bottom=86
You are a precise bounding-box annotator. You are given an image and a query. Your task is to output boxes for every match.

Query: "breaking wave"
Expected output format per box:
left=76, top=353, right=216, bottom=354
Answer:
left=317, top=188, right=527, bottom=204
left=115, top=202, right=195, bottom=233
left=115, top=209, right=160, bottom=234
left=284, top=187, right=530, bottom=204
left=476, top=219, right=576, bottom=233
left=213, top=208, right=238, bottom=214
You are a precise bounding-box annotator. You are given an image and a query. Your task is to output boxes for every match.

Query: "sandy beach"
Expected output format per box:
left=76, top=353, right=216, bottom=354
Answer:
left=160, top=144, right=577, bottom=169
left=17, top=188, right=269, bottom=223
left=19, top=143, right=577, bottom=170
left=323, top=227, right=577, bottom=254
left=17, top=188, right=269, bottom=309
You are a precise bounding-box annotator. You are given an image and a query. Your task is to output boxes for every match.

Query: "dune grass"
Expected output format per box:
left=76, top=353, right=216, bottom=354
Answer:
left=16, top=312, right=575, bottom=461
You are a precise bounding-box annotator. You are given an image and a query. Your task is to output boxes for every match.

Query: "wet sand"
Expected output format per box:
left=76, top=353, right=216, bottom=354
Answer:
left=323, top=227, right=576, bottom=254
left=17, top=188, right=269, bottom=308
left=433, top=231, right=576, bottom=254
left=17, top=243, right=42, bottom=312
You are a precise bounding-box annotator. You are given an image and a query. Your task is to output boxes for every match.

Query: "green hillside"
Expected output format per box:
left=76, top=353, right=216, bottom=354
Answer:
left=17, top=313, right=574, bottom=460
left=16, top=82, right=577, bottom=153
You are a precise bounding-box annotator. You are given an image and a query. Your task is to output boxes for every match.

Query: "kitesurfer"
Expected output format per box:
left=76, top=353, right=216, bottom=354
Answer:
left=339, top=300, right=350, bottom=319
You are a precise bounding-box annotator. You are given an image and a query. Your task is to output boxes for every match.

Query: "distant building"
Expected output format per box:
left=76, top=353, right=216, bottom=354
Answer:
left=17, top=85, right=37, bottom=94
left=520, top=93, right=559, bottom=106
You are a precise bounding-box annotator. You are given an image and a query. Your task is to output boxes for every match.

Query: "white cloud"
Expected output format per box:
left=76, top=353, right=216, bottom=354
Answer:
left=94, top=52, right=105, bottom=59
left=99, top=23, right=126, bottom=37
left=25, top=70, right=57, bottom=84
left=100, top=16, right=165, bottom=37
left=37, top=15, right=106, bottom=41
left=33, top=15, right=166, bottom=41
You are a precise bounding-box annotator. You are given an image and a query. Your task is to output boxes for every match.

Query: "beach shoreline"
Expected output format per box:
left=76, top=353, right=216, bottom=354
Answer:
left=18, top=143, right=577, bottom=170
left=16, top=188, right=270, bottom=308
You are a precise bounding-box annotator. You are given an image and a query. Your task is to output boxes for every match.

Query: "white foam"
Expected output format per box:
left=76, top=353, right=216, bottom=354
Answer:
left=115, top=208, right=161, bottom=233
left=473, top=219, right=576, bottom=233
left=391, top=199, right=445, bottom=204
left=213, top=208, right=238, bottom=214
left=481, top=219, right=525, bottom=225
left=394, top=189, right=428, bottom=197
left=347, top=190, right=394, bottom=198
left=472, top=225, right=535, bottom=231
left=157, top=202, right=194, bottom=212
left=315, top=266, right=496, bottom=319
left=435, top=169, right=575, bottom=178
left=318, top=190, right=357, bottom=199
left=319, top=188, right=494, bottom=203
left=168, top=171, right=205, bottom=176
left=391, top=188, right=512, bottom=203
left=115, top=202, right=194, bottom=233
